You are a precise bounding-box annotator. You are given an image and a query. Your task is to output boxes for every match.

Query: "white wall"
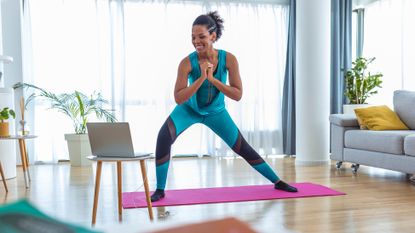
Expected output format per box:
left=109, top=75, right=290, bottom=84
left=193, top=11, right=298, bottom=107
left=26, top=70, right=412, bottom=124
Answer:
left=1, top=0, right=25, bottom=166
left=1, top=0, right=24, bottom=125
left=1, top=0, right=24, bottom=89
left=0, top=1, right=4, bottom=87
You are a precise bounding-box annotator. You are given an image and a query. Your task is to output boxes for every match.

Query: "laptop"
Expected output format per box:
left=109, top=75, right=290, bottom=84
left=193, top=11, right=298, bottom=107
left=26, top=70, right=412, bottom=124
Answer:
left=86, top=122, right=152, bottom=158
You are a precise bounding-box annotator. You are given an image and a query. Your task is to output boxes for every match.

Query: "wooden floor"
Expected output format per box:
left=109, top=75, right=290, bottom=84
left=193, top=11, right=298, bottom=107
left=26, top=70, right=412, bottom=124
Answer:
left=1, top=156, right=415, bottom=233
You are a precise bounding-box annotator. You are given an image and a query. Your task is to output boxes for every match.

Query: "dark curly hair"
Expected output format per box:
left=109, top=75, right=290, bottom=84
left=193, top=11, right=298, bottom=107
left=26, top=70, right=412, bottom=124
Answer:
left=192, top=11, right=224, bottom=42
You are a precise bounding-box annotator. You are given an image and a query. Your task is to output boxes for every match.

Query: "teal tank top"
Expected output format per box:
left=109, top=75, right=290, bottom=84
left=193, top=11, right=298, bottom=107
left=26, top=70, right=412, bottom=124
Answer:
left=184, top=49, right=227, bottom=115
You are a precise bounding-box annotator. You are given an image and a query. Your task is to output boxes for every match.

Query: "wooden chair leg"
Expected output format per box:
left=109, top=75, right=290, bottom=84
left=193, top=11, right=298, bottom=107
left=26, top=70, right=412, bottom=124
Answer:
left=140, top=160, right=153, bottom=221
left=92, top=161, right=103, bottom=226
left=117, top=161, right=122, bottom=221
left=0, top=162, right=8, bottom=193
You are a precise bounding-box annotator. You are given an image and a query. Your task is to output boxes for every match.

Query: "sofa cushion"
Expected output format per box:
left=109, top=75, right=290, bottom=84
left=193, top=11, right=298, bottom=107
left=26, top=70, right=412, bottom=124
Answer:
left=404, top=135, right=415, bottom=157
left=345, top=130, right=415, bottom=154
left=394, top=90, right=415, bottom=129
left=354, top=105, right=408, bottom=130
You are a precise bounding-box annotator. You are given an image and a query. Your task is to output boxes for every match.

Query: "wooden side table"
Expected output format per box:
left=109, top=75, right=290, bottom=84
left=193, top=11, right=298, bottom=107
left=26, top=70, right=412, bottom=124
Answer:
left=87, top=155, right=154, bottom=225
left=0, top=135, right=37, bottom=189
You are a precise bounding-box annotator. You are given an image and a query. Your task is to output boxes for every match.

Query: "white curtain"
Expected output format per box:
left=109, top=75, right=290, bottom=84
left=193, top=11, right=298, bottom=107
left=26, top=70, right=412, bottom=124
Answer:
left=363, top=0, right=415, bottom=106
left=24, top=0, right=289, bottom=163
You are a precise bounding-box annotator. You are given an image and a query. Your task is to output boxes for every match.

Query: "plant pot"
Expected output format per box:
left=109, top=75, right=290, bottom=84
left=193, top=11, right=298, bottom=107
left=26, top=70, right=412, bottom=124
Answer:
left=343, top=104, right=370, bottom=116
left=64, top=133, right=92, bottom=166
left=0, top=122, right=9, bottom=137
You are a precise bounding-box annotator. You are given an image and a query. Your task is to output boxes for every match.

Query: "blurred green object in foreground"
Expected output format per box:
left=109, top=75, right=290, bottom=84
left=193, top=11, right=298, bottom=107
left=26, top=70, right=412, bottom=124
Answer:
left=0, top=199, right=101, bottom=233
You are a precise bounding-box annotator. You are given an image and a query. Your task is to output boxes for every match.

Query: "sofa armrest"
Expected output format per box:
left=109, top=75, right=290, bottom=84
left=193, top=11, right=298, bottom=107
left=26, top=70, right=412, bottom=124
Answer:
left=329, top=114, right=359, bottom=127
left=330, top=114, right=360, bottom=162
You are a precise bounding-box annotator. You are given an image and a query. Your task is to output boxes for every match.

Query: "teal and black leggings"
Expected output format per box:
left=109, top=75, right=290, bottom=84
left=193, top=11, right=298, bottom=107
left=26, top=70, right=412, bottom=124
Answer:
left=155, top=104, right=280, bottom=190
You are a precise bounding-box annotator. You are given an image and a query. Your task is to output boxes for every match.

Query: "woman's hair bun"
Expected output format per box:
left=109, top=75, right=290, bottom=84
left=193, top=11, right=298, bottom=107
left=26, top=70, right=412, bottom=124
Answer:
left=206, top=11, right=224, bottom=41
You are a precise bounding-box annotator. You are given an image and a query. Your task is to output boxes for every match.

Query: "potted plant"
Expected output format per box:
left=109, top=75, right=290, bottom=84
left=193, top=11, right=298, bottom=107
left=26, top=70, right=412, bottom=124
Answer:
left=343, top=57, right=383, bottom=114
left=0, top=107, right=16, bottom=137
left=13, top=83, right=116, bottom=166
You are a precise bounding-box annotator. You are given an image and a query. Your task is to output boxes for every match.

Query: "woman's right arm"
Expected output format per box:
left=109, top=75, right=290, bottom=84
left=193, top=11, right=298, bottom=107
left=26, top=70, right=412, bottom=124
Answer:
left=174, top=57, right=208, bottom=104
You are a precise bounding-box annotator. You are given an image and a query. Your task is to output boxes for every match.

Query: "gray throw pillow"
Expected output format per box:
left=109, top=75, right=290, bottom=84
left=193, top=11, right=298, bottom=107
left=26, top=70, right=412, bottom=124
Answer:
left=394, top=90, right=415, bottom=129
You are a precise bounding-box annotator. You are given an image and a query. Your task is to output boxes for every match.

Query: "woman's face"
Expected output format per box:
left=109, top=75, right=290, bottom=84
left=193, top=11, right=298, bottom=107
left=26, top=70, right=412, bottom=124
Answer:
left=192, top=25, right=216, bottom=53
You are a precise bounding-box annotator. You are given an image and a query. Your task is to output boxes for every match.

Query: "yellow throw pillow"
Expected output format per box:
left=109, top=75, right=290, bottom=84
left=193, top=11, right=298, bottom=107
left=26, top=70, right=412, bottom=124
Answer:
left=354, top=105, right=409, bottom=130
left=355, top=115, right=368, bottom=130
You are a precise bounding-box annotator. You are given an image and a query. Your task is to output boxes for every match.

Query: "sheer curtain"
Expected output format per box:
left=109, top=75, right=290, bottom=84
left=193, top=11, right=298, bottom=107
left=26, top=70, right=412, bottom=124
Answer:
left=363, top=0, right=415, bottom=106
left=24, top=0, right=289, bottom=163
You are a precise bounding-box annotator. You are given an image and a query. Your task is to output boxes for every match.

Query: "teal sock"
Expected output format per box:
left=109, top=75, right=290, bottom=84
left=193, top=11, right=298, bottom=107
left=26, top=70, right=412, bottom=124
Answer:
left=252, top=162, right=280, bottom=183
left=156, top=161, right=170, bottom=190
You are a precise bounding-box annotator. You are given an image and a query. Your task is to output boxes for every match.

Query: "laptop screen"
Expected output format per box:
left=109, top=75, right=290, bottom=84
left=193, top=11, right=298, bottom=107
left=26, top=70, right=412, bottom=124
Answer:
left=86, top=122, right=135, bottom=157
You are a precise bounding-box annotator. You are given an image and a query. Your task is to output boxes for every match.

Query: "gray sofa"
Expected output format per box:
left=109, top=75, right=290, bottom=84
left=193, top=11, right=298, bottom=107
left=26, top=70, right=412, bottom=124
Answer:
left=329, top=90, right=415, bottom=177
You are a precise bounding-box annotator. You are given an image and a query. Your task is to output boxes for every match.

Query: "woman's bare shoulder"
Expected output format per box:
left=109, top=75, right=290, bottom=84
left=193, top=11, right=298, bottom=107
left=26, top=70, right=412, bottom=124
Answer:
left=179, top=56, right=191, bottom=65
left=225, top=51, right=238, bottom=66
left=178, top=56, right=192, bottom=71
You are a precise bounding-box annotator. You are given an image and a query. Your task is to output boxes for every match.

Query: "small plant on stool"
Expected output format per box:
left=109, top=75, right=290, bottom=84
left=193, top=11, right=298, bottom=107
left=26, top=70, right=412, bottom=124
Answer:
left=0, top=107, right=16, bottom=137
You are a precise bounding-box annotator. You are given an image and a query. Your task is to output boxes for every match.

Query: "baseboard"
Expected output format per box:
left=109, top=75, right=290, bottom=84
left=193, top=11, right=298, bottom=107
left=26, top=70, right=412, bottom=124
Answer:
left=172, top=154, right=199, bottom=158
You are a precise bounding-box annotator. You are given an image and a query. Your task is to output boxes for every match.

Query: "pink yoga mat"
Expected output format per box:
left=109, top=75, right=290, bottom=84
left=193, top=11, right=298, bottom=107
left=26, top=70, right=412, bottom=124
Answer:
left=122, top=182, right=345, bottom=208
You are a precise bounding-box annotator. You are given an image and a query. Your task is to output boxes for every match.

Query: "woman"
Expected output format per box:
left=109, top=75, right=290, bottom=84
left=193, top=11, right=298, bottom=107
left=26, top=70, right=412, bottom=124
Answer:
left=151, top=11, right=297, bottom=202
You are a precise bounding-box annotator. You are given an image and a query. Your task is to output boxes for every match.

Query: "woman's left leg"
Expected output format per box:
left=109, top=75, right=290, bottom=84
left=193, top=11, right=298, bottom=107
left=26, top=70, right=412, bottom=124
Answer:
left=203, top=110, right=297, bottom=192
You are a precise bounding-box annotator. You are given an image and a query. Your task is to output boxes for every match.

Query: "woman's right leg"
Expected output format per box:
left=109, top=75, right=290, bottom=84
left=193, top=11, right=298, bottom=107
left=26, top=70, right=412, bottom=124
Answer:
left=152, top=105, right=202, bottom=202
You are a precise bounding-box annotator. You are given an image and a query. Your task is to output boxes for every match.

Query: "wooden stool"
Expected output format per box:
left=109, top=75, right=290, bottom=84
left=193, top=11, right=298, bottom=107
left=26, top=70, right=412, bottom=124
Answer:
left=0, top=135, right=36, bottom=189
left=88, top=155, right=154, bottom=225
left=0, top=161, right=8, bottom=192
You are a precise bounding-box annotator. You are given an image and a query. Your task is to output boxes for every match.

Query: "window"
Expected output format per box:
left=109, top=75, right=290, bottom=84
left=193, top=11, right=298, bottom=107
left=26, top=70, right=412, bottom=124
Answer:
left=360, top=0, right=415, bottom=106
left=24, top=0, right=289, bottom=162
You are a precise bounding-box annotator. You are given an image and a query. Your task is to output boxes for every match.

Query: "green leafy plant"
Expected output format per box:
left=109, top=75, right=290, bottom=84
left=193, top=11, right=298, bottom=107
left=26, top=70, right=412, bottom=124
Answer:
left=0, top=107, right=16, bottom=123
left=13, top=82, right=116, bottom=134
left=344, top=57, right=383, bottom=104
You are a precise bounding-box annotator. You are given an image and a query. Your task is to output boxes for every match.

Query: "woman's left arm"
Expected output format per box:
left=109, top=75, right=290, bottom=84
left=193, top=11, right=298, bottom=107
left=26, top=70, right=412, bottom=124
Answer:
left=207, top=52, right=243, bottom=101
